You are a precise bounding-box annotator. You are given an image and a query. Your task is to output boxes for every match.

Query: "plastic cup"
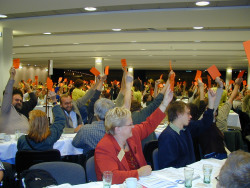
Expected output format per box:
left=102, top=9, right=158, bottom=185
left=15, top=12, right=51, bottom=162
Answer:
left=103, top=171, right=113, bottom=188
left=184, top=167, right=194, bottom=187
left=203, top=164, right=213, bottom=184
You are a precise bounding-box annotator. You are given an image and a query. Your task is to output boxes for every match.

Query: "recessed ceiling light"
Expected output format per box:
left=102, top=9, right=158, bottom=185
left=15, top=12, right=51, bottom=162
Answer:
left=141, top=49, right=146, bottom=50
left=196, top=1, right=210, bottom=6
left=24, top=44, right=30, bottom=46
left=0, top=14, right=7, bottom=18
left=84, top=7, right=97, bottom=11
left=34, top=65, right=37, bottom=66
left=73, top=43, right=80, bottom=45
left=193, top=26, right=204, bottom=29
left=43, top=32, right=51, bottom=35
left=131, top=41, right=137, bottom=43
left=194, top=40, right=201, bottom=42
left=112, top=29, right=122, bottom=31
left=27, top=64, right=30, bottom=66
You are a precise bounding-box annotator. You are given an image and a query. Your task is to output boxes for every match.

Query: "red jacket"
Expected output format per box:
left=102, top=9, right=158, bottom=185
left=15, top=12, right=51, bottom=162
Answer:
left=95, top=108, right=165, bottom=184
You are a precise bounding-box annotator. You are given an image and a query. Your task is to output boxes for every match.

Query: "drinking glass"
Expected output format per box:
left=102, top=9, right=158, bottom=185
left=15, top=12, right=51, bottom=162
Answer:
left=103, top=171, right=113, bottom=188
left=184, top=167, right=194, bottom=187
left=203, top=164, right=213, bottom=184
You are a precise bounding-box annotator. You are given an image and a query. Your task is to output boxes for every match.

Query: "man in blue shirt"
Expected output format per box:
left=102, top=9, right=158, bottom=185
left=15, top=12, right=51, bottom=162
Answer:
left=158, top=89, right=216, bottom=169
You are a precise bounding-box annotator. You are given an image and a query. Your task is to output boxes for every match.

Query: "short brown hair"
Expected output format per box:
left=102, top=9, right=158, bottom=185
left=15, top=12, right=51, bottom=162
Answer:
left=74, top=79, right=84, bottom=88
left=28, top=110, right=51, bottom=142
left=60, top=94, right=70, bottom=104
left=167, top=101, right=187, bottom=122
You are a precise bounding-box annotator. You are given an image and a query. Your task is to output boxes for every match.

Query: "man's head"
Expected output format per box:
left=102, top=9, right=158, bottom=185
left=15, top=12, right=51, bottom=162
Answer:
left=217, top=150, right=250, bottom=188
left=12, top=88, right=23, bottom=111
left=167, top=101, right=192, bottom=126
left=60, top=94, right=73, bottom=113
left=94, top=98, right=115, bottom=120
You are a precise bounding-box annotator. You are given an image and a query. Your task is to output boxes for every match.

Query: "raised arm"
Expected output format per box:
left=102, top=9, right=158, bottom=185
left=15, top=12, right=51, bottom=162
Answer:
left=122, top=73, right=133, bottom=110
left=1, top=67, right=16, bottom=115
left=228, top=78, right=242, bottom=104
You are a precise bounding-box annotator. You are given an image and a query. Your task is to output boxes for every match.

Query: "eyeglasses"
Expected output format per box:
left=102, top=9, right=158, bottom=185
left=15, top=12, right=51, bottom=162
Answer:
left=124, top=123, right=133, bottom=127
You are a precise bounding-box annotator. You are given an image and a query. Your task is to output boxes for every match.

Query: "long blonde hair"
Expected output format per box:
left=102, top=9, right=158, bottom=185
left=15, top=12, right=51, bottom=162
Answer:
left=28, top=110, right=51, bottom=142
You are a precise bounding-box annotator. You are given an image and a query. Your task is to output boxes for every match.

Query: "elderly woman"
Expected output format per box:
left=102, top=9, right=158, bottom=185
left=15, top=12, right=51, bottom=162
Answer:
left=17, top=91, right=66, bottom=150
left=94, top=86, right=173, bottom=184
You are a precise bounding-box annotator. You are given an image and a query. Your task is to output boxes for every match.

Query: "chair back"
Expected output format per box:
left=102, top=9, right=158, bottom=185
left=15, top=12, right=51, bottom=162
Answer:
left=30, top=161, right=86, bottom=185
left=15, top=149, right=61, bottom=176
left=86, top=156, right=97, bottom=182
left=152, top=148, right=159, bottom=170
left=143, top=140, right=158, bottom=169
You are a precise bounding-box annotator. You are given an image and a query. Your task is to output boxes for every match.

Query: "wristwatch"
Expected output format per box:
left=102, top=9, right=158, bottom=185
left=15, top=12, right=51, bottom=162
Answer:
left=0, top=162, right=5, bottom=171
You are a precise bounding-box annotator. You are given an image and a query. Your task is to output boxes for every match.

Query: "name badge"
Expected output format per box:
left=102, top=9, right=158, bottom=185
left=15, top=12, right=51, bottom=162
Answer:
left=117, top=149, right=125, bottom=161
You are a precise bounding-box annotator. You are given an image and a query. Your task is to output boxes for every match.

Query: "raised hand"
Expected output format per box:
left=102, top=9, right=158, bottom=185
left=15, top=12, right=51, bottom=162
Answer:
left=9, top=67, right=16, bottom=80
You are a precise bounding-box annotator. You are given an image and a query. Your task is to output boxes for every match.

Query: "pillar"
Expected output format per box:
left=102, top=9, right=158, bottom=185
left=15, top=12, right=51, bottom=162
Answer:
left=0, top=28, right=13, bottom=103
left=95, top=57, right=103, bottom=76
left=225, top=68, right=232, bottom=86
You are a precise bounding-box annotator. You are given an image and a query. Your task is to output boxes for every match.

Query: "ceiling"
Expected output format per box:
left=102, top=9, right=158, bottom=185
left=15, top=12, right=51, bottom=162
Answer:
left=0, top=0, right=250, bottom=71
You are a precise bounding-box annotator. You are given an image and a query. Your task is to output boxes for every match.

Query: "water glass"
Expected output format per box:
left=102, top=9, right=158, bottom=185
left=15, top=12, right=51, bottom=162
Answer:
left=103, top=171, right=113, bottom=188
left=184, top=167, right=194, bottom=187
left=203, top=164, right=213, bottom=184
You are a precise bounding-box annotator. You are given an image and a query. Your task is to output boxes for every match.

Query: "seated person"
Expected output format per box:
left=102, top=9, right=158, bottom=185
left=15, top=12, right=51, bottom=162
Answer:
left=0, top=161, right=3, bottom=183
left=72, top=98, right=115, bottom=155
left=217, top=150, right=250, bottom=188
left=95, top=85, right=173, bottom=184
left=158, top=89, right=216, bottom=169
left=1, top=67, right=37, bottom=134
left=17, top=92, right=66, bottom=150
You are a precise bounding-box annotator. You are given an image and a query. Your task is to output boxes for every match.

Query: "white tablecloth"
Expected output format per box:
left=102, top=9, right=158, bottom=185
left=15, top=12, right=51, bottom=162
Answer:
left=227, top=112, right=241, bottom=128
left=0, top=134, right=83, bottom=164
left=48, top=158, right=225, bottom=188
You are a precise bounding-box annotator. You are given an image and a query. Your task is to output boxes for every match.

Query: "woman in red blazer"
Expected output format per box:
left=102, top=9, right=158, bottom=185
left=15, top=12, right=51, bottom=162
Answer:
left=95, top=85, right=173, bottom=184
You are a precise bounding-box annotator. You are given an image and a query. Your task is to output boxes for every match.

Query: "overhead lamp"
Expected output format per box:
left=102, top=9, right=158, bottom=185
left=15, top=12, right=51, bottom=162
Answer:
left=131, top=41, right=137, bottom=43
left=0, top=14, right=7, bottom=18
left=227, top=69, right=232, bottom=73
left=195, top=1, right=210, bottom=6
left=84, top=7, right=97, bottom=11
left=141, top=49, right=146, bottom=50
left=19, top=65, right=23, bottom=69
left=73, top=43, right=80, bottom=45
left=43, top=32, right=51, bottom=35
left=128, top=67, right=133, bottom=72
left=24, top=44, right=30, bottom=46
left=112, top=29, right=121, bottom=31
left=193, top=26, right=204, bottom=29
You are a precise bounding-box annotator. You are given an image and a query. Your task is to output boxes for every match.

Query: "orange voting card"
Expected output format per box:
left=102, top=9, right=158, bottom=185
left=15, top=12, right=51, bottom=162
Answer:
left=207, top=65, right=221, bottom=80
left=90, top=67, right=100, bottom=77
left=70, top=80, right=73, bottom=85
left=243, top=41, right=250, bottom=67
left=90, top=80, right=95, bottom=84
left=169, top=60, right=172, bottom=70
left=170, top=74, right=175, bottom=91
left=63, top=78, right=67, bottom=83
left=121, top=59, right=127, bottom=68
left=243, top=80, right=247, bottom=86
left=27, top=78, right=32, bottom=83
left=58, top=77, right=62, bottom=83
left=46, top=77, right=53, bottom=91
left=35, top=76, right=38, bottom=80
left=237, top=70, right=245, bottom=78
left=160, top=74, right=163, bottom=80
left=105, top=66, right=109, bottom=75
left=195, top=70, right=202, bottom=81
left=207, top=75, right=211, bottom=89
left=229, top=80, right=234, bottom=85
left=13, top=59, right=20, bottom=69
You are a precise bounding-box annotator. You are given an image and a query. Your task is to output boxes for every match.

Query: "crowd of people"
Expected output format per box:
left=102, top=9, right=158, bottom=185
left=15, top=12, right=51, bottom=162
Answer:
left=0, top=66, right=249, bottom=187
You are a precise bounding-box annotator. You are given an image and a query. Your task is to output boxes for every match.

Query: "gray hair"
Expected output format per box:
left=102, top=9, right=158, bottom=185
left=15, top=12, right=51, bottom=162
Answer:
left=218, top=150, right=250, bottom=188
left=94, top=98, right=115, bottom=120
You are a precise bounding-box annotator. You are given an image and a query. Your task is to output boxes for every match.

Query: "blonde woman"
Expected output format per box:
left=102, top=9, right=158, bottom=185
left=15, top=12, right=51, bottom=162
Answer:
left=95, top=85, right=173, bottom=184
left=17, top=91, right=66, bottom=150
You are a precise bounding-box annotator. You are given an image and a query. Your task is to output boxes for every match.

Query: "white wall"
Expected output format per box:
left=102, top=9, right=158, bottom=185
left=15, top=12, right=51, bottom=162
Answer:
left=14, top=66, right=48, bottom=87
